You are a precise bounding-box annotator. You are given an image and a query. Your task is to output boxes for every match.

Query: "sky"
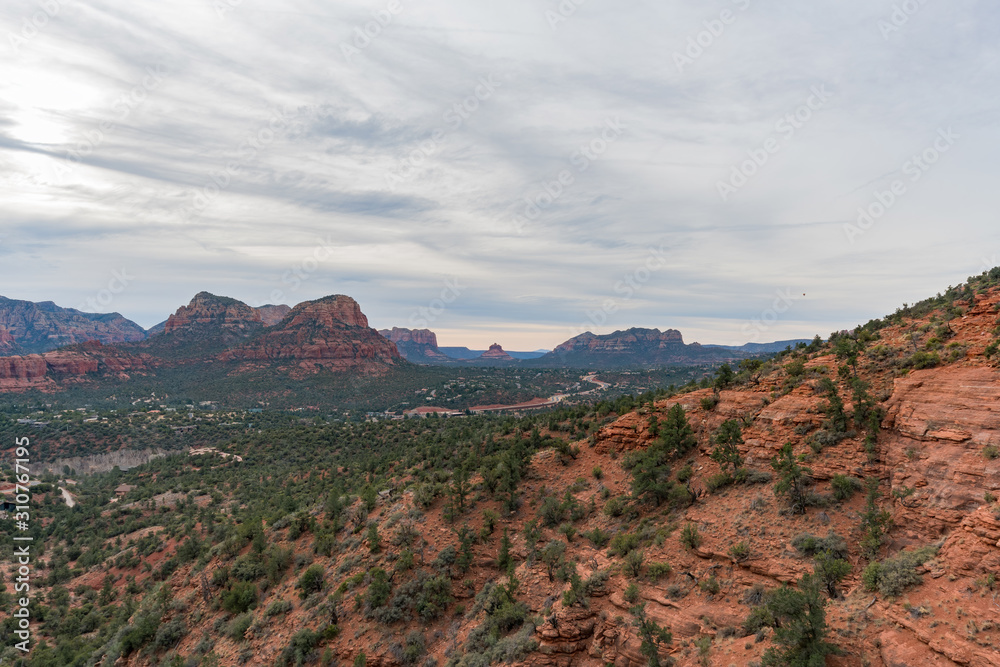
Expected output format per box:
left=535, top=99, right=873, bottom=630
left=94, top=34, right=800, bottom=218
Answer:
left=2, top=0, right=999, bottom=350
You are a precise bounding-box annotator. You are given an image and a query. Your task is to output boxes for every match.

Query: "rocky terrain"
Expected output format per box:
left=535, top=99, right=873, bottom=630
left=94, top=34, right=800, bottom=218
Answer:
left=0, top=295, right=147, bottom=354
left=4, top=275, right=995, bottom=667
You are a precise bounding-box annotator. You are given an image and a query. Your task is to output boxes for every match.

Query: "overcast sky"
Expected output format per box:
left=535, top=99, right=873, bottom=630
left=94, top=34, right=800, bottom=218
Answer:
left=2, top=0, right=999, bottom=349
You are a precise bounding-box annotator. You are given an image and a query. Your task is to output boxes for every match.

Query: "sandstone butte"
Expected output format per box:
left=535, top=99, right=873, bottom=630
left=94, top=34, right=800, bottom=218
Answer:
left=479, top=342, right=515, bottom=361
left=52, top=285, right=998, bottom=667
left=0, top=294, right=147, bottom=354
left=0, top=293, right=401, bottom=389
left=378, top=327, right=451, bottom=361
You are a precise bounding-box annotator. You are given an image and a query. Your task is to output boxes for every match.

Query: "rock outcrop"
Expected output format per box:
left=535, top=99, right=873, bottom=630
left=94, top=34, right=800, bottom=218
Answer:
left=479, top=343, right=514, bottom=361
left=223, top=295, right=402, bottom=372
left=163, top=292, right=264, bottom=335
left=378, top=327, right=450, bottom=363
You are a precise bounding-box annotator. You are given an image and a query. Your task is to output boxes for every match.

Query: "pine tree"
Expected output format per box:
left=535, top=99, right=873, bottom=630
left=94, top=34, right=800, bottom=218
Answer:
left=711, top=420, right=744, bottom=473
left=771, top=442, right=810, bottom=514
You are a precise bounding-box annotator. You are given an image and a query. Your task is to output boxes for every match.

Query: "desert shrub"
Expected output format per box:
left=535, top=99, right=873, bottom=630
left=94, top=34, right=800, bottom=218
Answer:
left=792, top=532, right=848, bottom=560
left=700, top=395, right=720, bottom=411
left=603, top=496, right=626, bottom=517
left=153, top=618, right=186, bottom=650
left=830, top=474, right=863, bottom=501
left=903, top=351, right=940, bottom=370
left=984, top=445, right=999, bottom=460
left=278, top=629, right=320, bottom=667
left=699, top=575, right=720, bottom=595
left=265, top=599, right=293, bottom=617
left=862, top=545, right=938, bottom=597
left=623, top=582, right=640, bottom=603
left=296, top=565, right=325, bottom=599
left=222, top=582, right=258, bottom=614
left=680, top=523, right=702, bottom=550
left=227, top=613, right=252, bottom=641
left=647, top=562, right=672, bottom=581
left=728, top=541, right=751, bottom=563
left=705, top=472, right=734, bottom=493
left=608, top=532, right=640, bottom=557
left=623, top=550, right=645, bottom=578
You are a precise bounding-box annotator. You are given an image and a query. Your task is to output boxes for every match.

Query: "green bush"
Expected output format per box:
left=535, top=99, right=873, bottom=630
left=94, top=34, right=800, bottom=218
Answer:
left=680, top=523, right=702, bottom=550
left=222, top=581, right=258, bottom=614
left=792, top=532, right=848, bottom=560
left=623, top=582, right=640, bottom=603
left=227, top=613, right=252, bottom=641
left=862, top=545, right=938, bottom=597
left=647, top=562, right=672, bottom=581
left=296, top=564, right=325, bottom=600
left=830, top=474, right=863, bottom=501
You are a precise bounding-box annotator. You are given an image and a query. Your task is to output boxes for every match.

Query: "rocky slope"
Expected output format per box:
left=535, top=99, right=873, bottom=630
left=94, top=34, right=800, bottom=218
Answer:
left=540, top=328, right=738, bottom=368
left=0, top=295, right=147, bottom=354
left=44, top=276, right=995, bottom=667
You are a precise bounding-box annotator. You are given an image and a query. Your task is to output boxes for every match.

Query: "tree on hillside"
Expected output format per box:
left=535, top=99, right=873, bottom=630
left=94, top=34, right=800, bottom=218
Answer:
left=771, top=442, right=810, bottom=514
left=759, top=575, right=837, bottom=667
left=658, top=403, right=697, bottom=457
left=711, top=420, right=744, bottom=474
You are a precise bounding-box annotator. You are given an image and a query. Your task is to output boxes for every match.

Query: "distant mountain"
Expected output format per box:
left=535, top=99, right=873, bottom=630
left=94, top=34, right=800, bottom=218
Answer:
left=379, top=328, right=450, bottom=363
left=704, top=339, right=813, bottom=354
left=534, top=328, right=738, bottom=368
left=0, top=293, right=402, bottom=392
left=0, top=295, right=147, bottom=355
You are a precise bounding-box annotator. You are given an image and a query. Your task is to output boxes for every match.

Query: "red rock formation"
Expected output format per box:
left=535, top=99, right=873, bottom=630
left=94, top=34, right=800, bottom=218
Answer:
left=379, top=327, right=439, bottom=348
left=479, top=343, right=514, bottom=361
left=0, top=342, right=152, bottom=391
left=0, top=326, right=16, bottom=355
left=223, top=295, right=401, bottom=371
left=163, top=292, right=263, bottom=334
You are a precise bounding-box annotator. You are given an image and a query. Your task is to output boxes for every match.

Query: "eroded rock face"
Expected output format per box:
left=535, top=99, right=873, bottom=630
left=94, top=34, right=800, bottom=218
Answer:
left=0, top=342, right=151, bottom=390
left=378, top=328, right=449, bottom=363
left=223, top=295, right=401, bottom=369
left=883, top=366, right=1000, bottom=530
left=163, top=292, right=264, bottom=334
left=379, top=328, right=439, bottom=348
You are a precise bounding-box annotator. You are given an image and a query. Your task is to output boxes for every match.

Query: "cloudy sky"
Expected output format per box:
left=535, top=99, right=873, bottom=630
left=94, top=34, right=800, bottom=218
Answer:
left=2, top=0, right=999, bottom=349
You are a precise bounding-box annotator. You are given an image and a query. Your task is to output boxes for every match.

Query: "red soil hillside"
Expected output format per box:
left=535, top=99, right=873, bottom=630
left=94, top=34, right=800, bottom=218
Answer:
left=58, top=282, right=998, bottom=666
